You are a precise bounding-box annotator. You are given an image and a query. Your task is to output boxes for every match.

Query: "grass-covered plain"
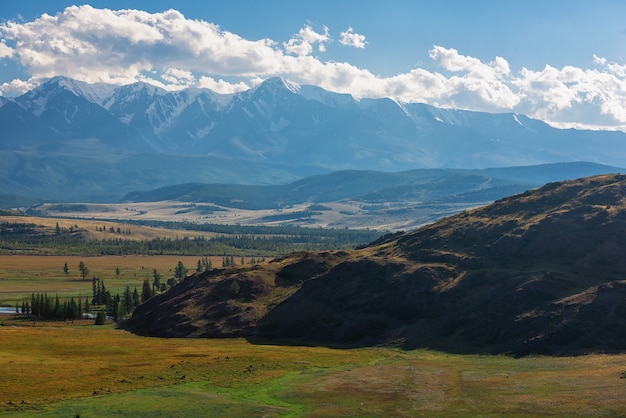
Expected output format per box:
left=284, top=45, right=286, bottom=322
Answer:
left=2, top=251, right=626, bottom=416
left=0, top=255, right=227, bottom=307
left=1, top=321, right=626, bottom=417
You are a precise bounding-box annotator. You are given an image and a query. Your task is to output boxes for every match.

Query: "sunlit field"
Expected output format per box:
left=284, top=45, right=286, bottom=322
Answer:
left=1, top=321, right=626, bottom=417
left=2, top=255, right=626, bottom=416
left=0, top=255, right=236, bottom=307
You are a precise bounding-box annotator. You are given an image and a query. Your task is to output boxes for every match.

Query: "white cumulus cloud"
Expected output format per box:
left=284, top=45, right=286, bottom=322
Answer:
left=197, top=76, right=250, bottom=94
left=283, top=24, right=330, bottom=56
left=0, top=40, right=14, bottom=58
left=0, top=5, right=285, bottom=86
left=339, top=27, right=366, bottom=49
left=1, top=6, right=626, bottom=131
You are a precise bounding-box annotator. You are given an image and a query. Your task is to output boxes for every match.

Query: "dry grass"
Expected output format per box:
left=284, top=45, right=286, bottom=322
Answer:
left=29, top=200, right=435, bottom=231
left=0, top=324, right=375, bottom=414
left=0, top=255, right=239, bottom=305
left=1, top=215, right=219, bottom=241
left=1, top=323, right=626, bottom=416
left=269, top=351, right=626, bottom=417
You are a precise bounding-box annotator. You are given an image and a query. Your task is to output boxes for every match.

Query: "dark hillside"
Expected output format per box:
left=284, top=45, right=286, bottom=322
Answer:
left=125, top=174, right=626, bottom=355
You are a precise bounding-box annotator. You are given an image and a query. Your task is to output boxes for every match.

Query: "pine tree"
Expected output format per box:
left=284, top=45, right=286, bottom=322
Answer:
left=123, top=286, right=133, bottom=315
left=141, top=279, right=153, bottom=303
left=152, top=269, right=161, bottom=292
left=92, top=278, right=97, bottom=305
left=174, top=261, right=187, bottom=282
left=78, top=261, right=88, bottom=280
left=53, top=294, right=62, bottom=319
left=95, top=310, right=106, bottom=325
left=230, top=280, right=240, bottom=296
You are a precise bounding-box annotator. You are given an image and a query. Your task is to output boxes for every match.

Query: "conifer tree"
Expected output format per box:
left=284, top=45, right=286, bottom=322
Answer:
left=152, top=269, right=161, bottom=292
left=174, top=261, right=187, bottom=281
left=141, top=279, right=153, bottom=303
left=78, top=261, right=88, bottom=280
left=123, top=286, right=133, bottom=314
left=95, top=310, right=106, bottom=325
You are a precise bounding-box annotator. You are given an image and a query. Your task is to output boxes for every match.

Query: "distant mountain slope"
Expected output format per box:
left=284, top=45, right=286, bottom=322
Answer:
left=125, top=174, right=626, bottom=355
left=4, top=76, right=626, bottom=202
left=122, top=162, right=622, bottom=210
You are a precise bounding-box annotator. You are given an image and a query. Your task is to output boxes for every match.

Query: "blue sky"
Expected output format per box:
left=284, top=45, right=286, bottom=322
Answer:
left=1, top=1, right=626, bottom=131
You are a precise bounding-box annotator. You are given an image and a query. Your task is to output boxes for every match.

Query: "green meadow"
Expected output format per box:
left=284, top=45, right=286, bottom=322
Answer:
left=1, top=255, right=626, bottom=416
left=1, top=320, right=626, bottom=416
left=0, top=255, right=230, bottom=307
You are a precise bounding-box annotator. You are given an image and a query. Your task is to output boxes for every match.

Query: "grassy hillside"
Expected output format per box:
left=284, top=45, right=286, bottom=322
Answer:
left=126, top=174, right=626, bottom=356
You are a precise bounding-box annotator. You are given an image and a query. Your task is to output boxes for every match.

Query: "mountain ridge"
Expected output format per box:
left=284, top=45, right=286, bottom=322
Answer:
left=3, top=76, right=626, bottom=203
left=121, top=162, right=623, bottom=210
left=3, top=76, right=626, bottom=168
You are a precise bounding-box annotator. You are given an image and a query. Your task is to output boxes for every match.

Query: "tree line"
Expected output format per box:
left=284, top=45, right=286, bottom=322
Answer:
left=16, top=293, right=86, bottom=321
left=16, top=280, right=144, bottom=323
left=14, top=259, right=197, bottom=323
left=0, top=224, right=382, bottom=256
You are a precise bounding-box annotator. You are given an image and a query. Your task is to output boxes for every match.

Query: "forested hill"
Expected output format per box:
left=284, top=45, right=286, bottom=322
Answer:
left=126, top=174, right=626, bottom=356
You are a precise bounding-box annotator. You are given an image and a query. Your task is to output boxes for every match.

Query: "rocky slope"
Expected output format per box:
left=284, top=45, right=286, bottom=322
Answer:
left=125, top=174, right=626, bottom=355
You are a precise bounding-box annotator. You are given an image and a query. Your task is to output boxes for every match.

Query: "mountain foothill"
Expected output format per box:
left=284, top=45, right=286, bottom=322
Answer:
left=125, top=174, right=626, bottom=356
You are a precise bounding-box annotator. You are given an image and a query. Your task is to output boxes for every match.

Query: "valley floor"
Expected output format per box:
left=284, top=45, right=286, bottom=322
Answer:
left=29, top=199, right=481, bottom=231
left=1, top=317, right=625, bottom=417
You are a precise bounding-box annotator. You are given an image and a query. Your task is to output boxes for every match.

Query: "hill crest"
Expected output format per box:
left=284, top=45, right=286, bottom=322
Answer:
left=124, top=174, right=626, bottom=355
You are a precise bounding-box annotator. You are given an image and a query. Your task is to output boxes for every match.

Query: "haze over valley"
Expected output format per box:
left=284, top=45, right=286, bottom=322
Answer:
left=1, top=76, right=625, bottom=231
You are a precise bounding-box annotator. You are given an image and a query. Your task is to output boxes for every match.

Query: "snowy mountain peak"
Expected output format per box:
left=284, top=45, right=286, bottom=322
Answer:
left=43, top=76, right=116, bottom=105
left=5, top=75, right=626, bottom=173
left=299, top=84, right=356, bottom=108
left=254, top=77, right=301, bottom=95
left=103, top=82, right=165, bottom=110
left=117, top=81, right=163, bottom=98
left=16, top=76, right=116, bottom=115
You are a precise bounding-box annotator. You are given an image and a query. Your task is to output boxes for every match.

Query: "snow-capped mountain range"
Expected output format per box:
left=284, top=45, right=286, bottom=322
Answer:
left=1, top=76, right=626, bottom=202
left=5, top=75, right=626, bottom=169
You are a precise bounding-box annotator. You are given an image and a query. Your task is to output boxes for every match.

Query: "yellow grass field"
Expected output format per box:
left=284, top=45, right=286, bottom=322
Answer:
left=0, top=215, right=220, bottom=241
left=0, top=255, right=241, bottom=306
left=1, top=253, right=626, bottom=416
left=0, top=322, right=626, bottom=416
